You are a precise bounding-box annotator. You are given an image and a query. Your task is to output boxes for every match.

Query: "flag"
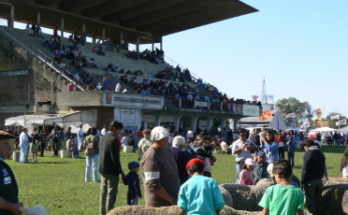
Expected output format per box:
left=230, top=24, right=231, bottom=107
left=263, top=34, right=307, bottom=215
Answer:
left=285, top=113, right=297, bottom=118
left=259, top=110, right=273, bottom=121
left=300, top=122, right=310, bottom=129
left=313, top=108, right=322, bottom=113
left=336, top=119, right=347, bottom=126
left=330, top=114, right=340, bottom=120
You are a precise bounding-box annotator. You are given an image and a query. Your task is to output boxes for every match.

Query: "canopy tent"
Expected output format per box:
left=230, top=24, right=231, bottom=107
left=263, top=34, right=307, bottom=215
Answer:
left=4, top=110, right=97, bottom=132
left=337, top=125, right=348, bottom=133
left=5, top=115, right=56, bottom=127
left=239, top=110, right=287, bottom=130
left=309, top=127, right=336, bottom=133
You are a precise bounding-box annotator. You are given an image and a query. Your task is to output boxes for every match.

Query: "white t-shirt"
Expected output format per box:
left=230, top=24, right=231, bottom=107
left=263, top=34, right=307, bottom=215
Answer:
left=231, top=139, right=254, bottom=162
left=19, top=132, right=29, bottom=146
left=343, top=165, right=348, bottom=178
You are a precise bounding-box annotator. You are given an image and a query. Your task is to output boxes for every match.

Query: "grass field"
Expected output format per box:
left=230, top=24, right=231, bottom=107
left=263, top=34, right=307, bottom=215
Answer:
left=7, top=146, right=346, bottom=215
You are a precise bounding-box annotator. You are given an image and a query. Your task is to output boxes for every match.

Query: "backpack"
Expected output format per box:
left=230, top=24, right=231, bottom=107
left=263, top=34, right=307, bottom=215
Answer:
left=84, top=136, right=96, bottom=156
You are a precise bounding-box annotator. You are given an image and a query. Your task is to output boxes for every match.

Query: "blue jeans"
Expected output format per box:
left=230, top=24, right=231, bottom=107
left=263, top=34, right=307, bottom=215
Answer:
left=235, top=161, right=244, bottom=183
left=85, top=154, right=99, bottom=182
left=19, top=144, right=29, bottom=163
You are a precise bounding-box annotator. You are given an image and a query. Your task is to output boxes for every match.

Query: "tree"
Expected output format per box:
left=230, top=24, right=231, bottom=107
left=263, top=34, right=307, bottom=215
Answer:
left=276, top=97, right=313, bottom=127
left=325, top=112, right=347, bottom=129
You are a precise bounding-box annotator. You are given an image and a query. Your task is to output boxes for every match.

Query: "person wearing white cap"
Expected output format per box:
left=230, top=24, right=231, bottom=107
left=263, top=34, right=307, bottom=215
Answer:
left=141, top=126, right=180, bottom=207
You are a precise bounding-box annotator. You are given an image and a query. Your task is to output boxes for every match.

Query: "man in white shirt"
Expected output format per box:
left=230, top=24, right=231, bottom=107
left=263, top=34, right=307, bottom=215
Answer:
left=19, top=128, right=29, bottom=163
left=77, top=125, right=85, bottom=154
left=231, top=128, right=258, bottom=182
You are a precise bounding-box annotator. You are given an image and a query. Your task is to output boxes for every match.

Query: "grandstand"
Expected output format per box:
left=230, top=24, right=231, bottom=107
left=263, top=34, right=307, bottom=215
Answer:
left=0, top=0, right=261, bottom=132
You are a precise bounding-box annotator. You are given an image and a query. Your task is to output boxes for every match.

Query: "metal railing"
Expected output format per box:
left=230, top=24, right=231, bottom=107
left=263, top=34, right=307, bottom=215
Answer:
left=0, top=25, right=86, bottom=91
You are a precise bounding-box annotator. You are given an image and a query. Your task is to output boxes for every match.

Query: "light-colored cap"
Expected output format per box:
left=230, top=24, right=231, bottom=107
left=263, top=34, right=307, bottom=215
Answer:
left=150, top=126, right=169, bottom=142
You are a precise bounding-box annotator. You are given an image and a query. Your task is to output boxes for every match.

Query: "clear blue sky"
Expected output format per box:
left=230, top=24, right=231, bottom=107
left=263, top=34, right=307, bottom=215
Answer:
left=163, top=0, right=348, bottom=117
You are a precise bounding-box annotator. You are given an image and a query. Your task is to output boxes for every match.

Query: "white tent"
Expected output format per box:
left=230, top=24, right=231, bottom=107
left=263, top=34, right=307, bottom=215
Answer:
left=309, top=127, right=336, bottom=133
left=337, top=125, right=348, bottom=133
left=4, top=110, right=97, bottom=130
left=5, top=115, right=57, bottom=127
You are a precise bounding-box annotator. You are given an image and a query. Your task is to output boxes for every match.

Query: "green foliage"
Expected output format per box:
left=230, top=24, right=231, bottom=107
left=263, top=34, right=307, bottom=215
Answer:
left=7, top=147, right=344, bottom=215
left=276, top=97, right=313, bottom=127
left=325, top=112, right=347, bottom=129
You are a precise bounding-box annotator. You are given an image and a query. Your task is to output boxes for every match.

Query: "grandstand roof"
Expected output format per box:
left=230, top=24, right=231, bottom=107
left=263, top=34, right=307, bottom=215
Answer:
left=0, top=0, right=257, bottom=43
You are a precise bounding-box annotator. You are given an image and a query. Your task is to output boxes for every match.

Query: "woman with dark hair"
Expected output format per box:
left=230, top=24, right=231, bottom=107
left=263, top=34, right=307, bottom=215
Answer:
left=341, top=146, right=348, bottom=178
left=261, top=130, right=279, bottom=164
left=83, top=127, right=100, bottom=182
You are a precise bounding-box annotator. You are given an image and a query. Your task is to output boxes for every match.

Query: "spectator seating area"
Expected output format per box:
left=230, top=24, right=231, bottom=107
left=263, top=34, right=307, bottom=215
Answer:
left=0, top=25, right=261, bottom=109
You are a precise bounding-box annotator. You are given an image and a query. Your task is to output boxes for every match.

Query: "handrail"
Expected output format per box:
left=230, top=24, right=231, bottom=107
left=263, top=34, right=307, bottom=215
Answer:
left=0, top=25, right=86, bottom=91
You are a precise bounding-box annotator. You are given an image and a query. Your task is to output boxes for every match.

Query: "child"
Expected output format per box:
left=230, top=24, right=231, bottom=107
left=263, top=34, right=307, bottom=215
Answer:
left=341, top=146, right=348, bottom=178
left=123, top=161, right=142, bottom=205
left=254, top=151, right=269, bottom=184
left=178, top=158, right=225, bottom=215
left=259, top=160, right=304, bottom=215
left=66, top=134, right=77, bottom=158
left=239, top=158, right=256, bottom=185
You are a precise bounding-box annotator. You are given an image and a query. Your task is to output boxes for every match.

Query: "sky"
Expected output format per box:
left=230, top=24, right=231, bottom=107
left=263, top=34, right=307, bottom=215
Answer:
left=162, top=0, right=348, bottom=117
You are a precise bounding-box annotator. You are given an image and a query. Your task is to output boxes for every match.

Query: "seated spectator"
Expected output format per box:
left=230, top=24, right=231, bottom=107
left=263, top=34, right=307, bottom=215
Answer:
left=95, top=82, right=104, bottom=91
left=96, top=46, right=105, bottom=56
left=67, top=82, right=76, bottom=91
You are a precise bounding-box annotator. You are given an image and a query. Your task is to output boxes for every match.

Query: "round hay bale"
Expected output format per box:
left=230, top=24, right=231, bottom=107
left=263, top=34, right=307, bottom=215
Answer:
left=219, top=179, right=273, bottom=211
left=321, top=183, right=348, bottom=215
left=107, top=205, right=185, bottom=215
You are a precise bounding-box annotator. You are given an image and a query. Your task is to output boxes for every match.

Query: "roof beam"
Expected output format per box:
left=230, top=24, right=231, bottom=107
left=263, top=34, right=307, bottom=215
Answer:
left=149, top=2, right=256, bottom=36
left=121, top=0, right=212, bottom=28
left=59, top=0, right=108, bottom=13
left=117, top=0, right=185, bottom=21
left=81, top=0, right=148, bottom=19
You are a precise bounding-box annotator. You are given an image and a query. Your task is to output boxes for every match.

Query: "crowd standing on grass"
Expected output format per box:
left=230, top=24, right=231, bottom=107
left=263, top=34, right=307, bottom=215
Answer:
left=2, top=122, right=348, bottom=215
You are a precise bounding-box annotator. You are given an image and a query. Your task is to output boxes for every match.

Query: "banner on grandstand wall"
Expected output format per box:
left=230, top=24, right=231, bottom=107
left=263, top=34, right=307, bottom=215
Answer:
left=103, top=93, right=164, bottom=109
left=330, top=114, right=340, bottom=120
left=233, top=104, right=243, bottom=115
left=114, top=108, right=141, bottom=131
left=195, top=101, right=209, bottom=108
left=242, top=104, right=260, bottom=117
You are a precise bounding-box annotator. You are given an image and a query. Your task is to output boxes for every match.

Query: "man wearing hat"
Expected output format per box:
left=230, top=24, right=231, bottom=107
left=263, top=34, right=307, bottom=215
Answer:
left=0, top=130, right=24, bottom=215
left=141, top=126, right=180, bottom=207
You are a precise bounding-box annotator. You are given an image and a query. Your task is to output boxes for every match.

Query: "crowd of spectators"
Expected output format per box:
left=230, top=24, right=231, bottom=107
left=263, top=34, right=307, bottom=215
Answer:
left=120, top=75, right=197, bottom=98
left=155, top=66, right=192, bottom=82
left=126, top=48, right=164, bottom=64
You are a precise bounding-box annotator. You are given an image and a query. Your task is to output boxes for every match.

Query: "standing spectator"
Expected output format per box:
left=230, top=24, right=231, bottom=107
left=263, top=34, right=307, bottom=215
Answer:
left=65, top=127, right=72, bottom=141
left=178, top=158, right=225, bottom=215
left=177, top=140, right=197, bottom=184
left=77, top=125, right=85, bottom=156
left=0, top=130, right=25, bottom=215
left=341, top=146, right=348, bottom=178
left=29, top=128, right=40, bottom=163
left=239, top=158, right=256, bottom=185
left=301, top=139, right=327, bottom=215
left=196, top=136, right=215, bottom=177
left=259, top=160, right=304, bottom=215
left=142, top=126, right=180, bottom=207
left=275, top=131, right=287, bottom=159
left=254, top=151, right=269, bottom=184
left=136, top=129, right=152, bottom=161
left=286, top=135, right=296, bottom=167
left=99, top=121, right=124, bottom=215
left=39, top=130, right=46, bottom=157
left=170, top=135, right=186, bottom=162
left=101, top=125, right=107, bottom=136
left=19, top=128, right=29, bottom=163
left=123, top=161, right=142, bottom=205
left=261, top=130, right=279, bottom=164
left=84, top=128, right=100, bottom=182
left=67, top=134, right=78, bottom=158
left=231, top=129, right=258, bottom=182
left=50, top=127, right=60, bottom=157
